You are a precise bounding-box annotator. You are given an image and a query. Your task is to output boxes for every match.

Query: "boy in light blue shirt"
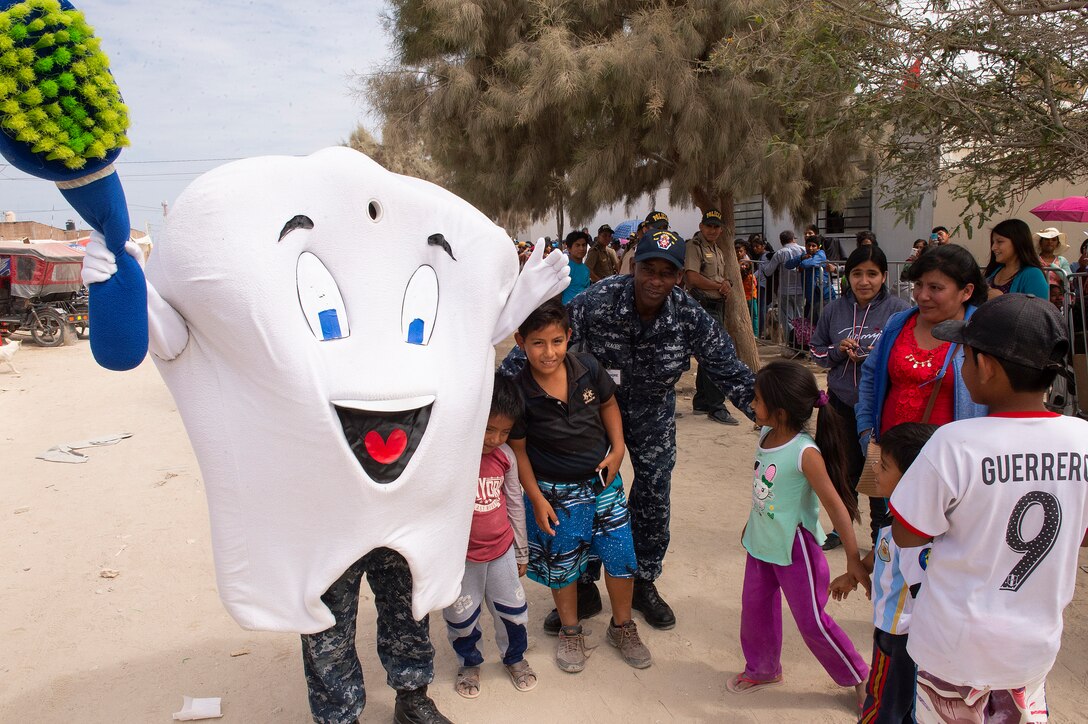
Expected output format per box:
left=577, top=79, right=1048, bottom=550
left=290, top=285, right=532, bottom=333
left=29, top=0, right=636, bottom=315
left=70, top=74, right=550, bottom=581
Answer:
left=831, top=422, right=936, bottom=723
left=562, top=231, right=591, bottom=304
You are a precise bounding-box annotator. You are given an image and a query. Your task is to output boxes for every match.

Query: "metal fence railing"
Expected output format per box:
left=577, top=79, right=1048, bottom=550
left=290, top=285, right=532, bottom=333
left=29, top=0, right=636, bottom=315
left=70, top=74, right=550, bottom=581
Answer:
left=745, top=259, right=1087, bottom=419
left=1050, top=270, right=1087, bottom=419
left=749, top=257, right=866, bottom=352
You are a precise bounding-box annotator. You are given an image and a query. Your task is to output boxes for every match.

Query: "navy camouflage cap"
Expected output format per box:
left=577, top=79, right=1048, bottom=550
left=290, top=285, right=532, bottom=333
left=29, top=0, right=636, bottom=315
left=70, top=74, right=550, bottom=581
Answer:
left=633, top=229, right=685, bottom=269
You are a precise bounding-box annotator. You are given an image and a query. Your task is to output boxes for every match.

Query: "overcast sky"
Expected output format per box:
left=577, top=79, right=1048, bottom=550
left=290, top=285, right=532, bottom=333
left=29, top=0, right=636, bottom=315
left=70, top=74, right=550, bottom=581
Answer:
left=0, top=0, right=392, bottom=236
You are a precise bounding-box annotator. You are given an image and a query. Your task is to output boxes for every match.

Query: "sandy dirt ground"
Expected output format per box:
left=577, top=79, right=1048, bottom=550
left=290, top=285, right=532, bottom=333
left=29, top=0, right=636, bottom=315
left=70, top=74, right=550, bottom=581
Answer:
left=2, top=338, right=1087, bottom=723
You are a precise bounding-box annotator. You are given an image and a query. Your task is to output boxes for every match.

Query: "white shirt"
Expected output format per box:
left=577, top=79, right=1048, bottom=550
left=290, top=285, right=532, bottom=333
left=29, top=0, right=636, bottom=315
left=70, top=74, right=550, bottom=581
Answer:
left=890, top=412, right=1088, bottom=688
left=871, top=524, right=928, bottom=635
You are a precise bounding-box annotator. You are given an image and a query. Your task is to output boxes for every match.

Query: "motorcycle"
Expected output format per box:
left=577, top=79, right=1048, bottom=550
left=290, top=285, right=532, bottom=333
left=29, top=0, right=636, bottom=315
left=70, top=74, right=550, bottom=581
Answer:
left=0, top=242, right=88, bottom=347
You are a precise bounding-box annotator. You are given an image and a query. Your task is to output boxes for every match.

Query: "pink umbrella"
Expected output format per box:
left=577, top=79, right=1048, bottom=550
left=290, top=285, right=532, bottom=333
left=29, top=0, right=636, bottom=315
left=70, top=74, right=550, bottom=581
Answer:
left=1030, top=196, right=1088, bottom=223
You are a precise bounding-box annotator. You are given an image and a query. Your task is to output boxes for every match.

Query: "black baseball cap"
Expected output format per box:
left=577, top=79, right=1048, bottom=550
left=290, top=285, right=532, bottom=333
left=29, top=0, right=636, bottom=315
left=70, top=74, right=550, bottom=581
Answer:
left=633, top=229, right=685, bottom=269
left=598, top=224, right=613, bottom=234
left=644, top=210, right=669, bottom=229
left=932, top=293, right=1068, bottom=371
left=701, top=209, right=724, bottom=227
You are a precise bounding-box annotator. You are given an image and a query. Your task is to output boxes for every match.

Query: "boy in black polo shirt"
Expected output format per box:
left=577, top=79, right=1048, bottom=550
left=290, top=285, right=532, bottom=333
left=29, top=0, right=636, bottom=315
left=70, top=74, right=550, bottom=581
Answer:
left=508, top=300, right=651, bottom=675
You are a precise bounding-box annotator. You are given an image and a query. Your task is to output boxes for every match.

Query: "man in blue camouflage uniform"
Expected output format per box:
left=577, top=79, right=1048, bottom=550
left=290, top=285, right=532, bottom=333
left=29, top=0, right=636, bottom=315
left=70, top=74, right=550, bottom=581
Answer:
left=300, top=547, right=451, bottom=724
left=500, top=227, right=756, bottom=631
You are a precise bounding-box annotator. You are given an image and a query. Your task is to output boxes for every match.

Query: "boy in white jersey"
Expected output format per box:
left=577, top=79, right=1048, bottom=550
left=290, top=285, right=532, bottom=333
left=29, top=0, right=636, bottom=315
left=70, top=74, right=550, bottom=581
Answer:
left=889, top=293, right=1088, bottom=723
left=831, top=422, right=937, bottom=723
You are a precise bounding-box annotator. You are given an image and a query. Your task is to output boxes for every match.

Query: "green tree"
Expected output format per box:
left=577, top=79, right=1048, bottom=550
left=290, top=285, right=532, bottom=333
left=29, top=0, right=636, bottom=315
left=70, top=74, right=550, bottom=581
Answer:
left=362, top=0, right=872, bottom=370
left=345, top=123, right=445, bottom=184
left=346, top=122, right=530, bottom=233
left=729, top=0, right=1088, bottom=233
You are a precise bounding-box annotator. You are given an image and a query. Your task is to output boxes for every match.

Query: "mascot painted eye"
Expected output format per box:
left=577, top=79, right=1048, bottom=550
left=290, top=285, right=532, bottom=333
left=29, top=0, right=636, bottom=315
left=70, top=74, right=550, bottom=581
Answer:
left=297, top=252, right=350, bottom=341
left=402, top=265, right=439, bottom=345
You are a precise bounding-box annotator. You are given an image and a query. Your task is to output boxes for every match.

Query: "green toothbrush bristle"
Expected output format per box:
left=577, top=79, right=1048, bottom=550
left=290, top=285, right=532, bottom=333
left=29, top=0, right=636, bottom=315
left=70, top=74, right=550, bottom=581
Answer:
left=0, top=0, right=129, bottom=170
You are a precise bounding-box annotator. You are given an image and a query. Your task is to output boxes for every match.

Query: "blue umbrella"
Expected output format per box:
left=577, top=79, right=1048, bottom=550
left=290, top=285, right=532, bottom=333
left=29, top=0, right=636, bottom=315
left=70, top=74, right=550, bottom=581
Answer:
left=612, top=218, right=641, bottom=241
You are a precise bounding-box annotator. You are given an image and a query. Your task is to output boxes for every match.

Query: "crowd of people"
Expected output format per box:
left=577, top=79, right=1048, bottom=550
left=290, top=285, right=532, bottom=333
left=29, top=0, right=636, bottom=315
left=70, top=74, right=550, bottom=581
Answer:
left=351, top=211, right=1088, bottom=724
left=395, top=211, right=1087, bottom=724
left=523, top=216, right=1088, bottom=362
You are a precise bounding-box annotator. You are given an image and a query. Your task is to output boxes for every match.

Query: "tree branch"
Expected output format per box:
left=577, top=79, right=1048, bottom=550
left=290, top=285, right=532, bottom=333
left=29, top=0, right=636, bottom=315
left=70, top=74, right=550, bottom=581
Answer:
left=988, top=0, right=1088, bottom=16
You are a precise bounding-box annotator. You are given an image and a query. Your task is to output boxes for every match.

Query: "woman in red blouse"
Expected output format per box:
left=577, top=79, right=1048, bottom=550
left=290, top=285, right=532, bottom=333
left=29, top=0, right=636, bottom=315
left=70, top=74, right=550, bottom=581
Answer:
left=854, top=244, right=990, bottom=531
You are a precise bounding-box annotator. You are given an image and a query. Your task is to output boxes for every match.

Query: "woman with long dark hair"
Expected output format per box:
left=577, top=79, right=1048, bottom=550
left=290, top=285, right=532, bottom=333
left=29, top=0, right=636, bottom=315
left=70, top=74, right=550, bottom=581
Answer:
left=984, top=218, right=1048, bottom=299
left=810, top=246, right=911, bottom=549
left=855, top=244, right=990, bottom=532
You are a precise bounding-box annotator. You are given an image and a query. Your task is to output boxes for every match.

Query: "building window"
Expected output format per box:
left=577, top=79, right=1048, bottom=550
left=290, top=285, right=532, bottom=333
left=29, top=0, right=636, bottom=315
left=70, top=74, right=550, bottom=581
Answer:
left=733, top=195, right=764, bottom=237
left=819, top=186, right=873, bottom=235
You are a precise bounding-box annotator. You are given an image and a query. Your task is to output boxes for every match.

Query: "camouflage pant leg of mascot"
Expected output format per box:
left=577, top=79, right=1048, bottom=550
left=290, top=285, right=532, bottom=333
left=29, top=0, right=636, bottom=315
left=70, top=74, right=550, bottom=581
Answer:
left=301, top=548, right=434, bottom=724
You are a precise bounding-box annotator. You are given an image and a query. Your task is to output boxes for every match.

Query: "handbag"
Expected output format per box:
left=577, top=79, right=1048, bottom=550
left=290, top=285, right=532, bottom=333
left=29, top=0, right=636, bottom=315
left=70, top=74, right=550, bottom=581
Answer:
left=855, top=374, right=944, bottom=497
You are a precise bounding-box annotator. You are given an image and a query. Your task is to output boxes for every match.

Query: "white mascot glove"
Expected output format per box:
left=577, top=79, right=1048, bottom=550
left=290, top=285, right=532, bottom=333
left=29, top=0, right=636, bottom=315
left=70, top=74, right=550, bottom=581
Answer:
left=81, top=231, right=189, bottom=361
left=491, top=241, right=571, bottom=345
left=81, top=231, right=140, bottom=285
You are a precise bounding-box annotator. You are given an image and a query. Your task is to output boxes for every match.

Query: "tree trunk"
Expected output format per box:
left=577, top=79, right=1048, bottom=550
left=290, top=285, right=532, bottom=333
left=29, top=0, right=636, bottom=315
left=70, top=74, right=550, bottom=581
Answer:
left=692, top=187, right=761, bottom=373
left=556, top=195, right=565, bottom=240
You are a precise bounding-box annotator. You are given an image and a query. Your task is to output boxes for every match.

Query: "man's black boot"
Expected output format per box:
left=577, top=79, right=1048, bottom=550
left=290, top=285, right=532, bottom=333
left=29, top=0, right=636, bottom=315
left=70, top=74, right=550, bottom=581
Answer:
left=392, top=686, right=452, bottom=724
left=542, top=580, right=603, bottom=635
left=631, top=579, right=676, bottom=630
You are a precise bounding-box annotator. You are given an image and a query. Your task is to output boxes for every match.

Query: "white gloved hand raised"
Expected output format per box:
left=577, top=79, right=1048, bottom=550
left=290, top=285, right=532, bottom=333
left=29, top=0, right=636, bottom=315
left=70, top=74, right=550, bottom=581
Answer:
left=81, top=231, right=190, bottom=361
left=491, top=242, right=571, bottom=346
left=81, top=231, right=143, bottom=285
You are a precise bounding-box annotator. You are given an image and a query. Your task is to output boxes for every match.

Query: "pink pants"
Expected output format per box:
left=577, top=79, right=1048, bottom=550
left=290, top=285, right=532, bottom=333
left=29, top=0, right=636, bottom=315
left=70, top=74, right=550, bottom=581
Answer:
left=740, top=526, right=869, bottom=686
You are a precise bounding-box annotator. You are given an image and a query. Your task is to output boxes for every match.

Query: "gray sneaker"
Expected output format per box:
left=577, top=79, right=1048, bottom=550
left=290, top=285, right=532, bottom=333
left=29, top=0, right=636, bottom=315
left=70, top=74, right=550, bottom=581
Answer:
left=606, top=619, right=653, bottom=669
left=556, top=625, right=594, bottom=673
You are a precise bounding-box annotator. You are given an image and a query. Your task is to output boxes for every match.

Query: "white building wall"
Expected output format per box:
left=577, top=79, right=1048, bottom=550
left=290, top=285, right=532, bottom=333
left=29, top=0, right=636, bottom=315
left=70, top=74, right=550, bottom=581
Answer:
left=521, top=183, right=935, bottom=262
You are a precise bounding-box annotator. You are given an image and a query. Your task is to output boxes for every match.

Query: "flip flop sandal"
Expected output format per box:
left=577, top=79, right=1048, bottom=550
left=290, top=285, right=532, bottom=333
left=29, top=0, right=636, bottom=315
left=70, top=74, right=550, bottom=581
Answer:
left=455, top=666, right=481, bottom=699
left=726, top=673, right=783, bottom=694
left=506, top=660, right=538, bottom=692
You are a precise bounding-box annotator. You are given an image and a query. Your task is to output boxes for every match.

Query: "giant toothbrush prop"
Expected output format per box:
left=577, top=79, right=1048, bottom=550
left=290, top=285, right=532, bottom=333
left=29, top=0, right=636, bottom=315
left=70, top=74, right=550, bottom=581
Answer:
left=0, top=0, right=146, bottom=370
left=82, top=147, right=570, bottom=632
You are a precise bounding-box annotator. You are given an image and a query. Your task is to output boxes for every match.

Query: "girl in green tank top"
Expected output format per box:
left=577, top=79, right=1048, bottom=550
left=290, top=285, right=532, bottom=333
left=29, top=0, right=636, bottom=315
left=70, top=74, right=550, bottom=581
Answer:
left=728, top=361, right=871, bottom=701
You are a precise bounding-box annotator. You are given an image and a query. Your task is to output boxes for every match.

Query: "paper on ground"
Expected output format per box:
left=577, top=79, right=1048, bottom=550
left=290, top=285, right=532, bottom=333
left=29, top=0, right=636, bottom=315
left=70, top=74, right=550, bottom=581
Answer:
left=65, top=432, right=133, bottom=449
left=172, top=696, right=222, bottom=721
left=36, top=446, right=88, bottom=464
left=36, top=433, right=132, bottom=464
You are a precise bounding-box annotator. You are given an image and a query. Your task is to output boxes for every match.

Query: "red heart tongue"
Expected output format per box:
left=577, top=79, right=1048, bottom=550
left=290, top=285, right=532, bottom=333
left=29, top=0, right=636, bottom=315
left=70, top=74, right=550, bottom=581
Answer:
left=364, top=429, right=408, bottom=465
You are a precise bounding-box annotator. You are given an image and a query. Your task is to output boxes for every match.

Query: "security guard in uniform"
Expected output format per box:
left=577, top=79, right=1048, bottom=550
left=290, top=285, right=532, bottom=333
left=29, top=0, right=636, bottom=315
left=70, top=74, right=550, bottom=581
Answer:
left=501, top=228, right=755, bottom=631
left=684, top=209, right=739, bottom=425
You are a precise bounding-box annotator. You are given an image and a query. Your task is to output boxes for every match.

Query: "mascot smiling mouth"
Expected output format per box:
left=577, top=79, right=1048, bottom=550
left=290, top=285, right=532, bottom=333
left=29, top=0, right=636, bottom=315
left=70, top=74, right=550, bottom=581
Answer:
left=333, top=397, right=434, bottom=484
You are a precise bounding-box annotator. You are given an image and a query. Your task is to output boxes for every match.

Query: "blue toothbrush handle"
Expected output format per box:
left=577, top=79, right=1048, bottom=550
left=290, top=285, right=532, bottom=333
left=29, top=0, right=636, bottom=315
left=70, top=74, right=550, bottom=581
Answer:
left=58, top=169, right=148, bottom=370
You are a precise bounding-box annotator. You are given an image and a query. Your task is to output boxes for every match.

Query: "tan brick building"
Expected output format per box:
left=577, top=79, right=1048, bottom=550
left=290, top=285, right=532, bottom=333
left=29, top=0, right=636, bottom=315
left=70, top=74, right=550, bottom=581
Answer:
left=0, top=220, right=147, bottom=243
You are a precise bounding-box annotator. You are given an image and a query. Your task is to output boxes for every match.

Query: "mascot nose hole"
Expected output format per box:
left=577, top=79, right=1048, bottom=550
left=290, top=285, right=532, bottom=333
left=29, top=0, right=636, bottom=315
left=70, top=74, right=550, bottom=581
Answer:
left=367, top=200, right=382, bottom=222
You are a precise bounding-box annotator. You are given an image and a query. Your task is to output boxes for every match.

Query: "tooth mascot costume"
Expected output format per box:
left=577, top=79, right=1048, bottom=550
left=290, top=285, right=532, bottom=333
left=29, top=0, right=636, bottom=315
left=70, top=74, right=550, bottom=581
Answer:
left=82, top=146, right=570, bottom=724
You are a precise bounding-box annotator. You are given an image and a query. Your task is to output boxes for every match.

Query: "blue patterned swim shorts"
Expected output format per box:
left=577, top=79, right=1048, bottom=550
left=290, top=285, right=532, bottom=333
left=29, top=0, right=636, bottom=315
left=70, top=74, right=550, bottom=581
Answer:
left=525, top=474, right=637, bottom=589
